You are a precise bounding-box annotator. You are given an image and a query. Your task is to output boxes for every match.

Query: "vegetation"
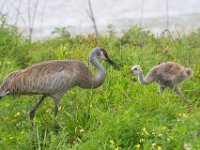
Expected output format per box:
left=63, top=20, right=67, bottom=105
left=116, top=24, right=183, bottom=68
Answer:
left=0, top=16, right=199, bottom=150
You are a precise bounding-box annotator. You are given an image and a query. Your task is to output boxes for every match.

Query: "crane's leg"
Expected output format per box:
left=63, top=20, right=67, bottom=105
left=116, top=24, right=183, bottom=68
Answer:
left=54, top=99, right=60, bottom=134
left=52, top=96, right=61, bottom=134
left=159, top=85, right=166, bottom=95
left=30, top=95, right=46, bottom=130
left=54, top=102, right=59, bottom=134
left=173, top=86, right=181, bottom=96
left=173, top=86, right=191, bottom=110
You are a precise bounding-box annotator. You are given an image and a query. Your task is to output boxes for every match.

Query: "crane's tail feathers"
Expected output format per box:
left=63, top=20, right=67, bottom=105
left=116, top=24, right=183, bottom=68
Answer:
left=0, top=86, right=9, bottom=98
left=0, top=70, right=20, bottom=99
left=185, top=68, right=193, bottom=77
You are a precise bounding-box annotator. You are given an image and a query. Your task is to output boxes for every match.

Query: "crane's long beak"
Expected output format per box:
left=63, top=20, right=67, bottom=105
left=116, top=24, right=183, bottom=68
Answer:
left=105, top=56, right=120, bottom=70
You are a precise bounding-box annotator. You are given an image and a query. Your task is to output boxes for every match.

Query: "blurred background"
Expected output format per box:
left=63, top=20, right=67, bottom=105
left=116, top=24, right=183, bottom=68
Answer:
left=0, top=0, right=200, bottom=40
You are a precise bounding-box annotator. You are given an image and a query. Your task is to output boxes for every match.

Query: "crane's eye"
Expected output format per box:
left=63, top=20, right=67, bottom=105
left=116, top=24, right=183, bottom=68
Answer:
left=134, top=68, right=137, bottom=70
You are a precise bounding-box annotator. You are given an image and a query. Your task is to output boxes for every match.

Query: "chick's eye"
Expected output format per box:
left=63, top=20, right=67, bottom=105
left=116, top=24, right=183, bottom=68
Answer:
left=134, top=68, right=137, bottom=70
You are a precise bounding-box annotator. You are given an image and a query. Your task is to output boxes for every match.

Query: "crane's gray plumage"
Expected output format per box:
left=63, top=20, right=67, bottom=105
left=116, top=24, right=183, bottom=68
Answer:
left=0, top=47, right=118, bottom=132
left=129, top=62, right=193, bottom=95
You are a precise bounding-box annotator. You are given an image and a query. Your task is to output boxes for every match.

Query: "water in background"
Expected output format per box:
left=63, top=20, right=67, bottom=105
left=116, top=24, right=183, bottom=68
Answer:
left=1, top=0, right=200, bottom=40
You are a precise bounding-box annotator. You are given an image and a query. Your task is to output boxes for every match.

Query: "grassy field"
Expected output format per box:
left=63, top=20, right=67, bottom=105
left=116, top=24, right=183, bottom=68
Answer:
left=0, top=18, right=199, bottom=149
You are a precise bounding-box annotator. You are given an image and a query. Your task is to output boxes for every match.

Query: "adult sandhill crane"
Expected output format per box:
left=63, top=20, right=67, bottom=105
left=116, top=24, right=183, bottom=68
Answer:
left=0, top=47, right=119, bottom=132
left=129, top=62, right=193, bottom=95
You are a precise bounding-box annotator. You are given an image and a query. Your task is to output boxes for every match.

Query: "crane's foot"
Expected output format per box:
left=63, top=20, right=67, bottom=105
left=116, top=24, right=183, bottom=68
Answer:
left=181, top=96, right=192, bottom=112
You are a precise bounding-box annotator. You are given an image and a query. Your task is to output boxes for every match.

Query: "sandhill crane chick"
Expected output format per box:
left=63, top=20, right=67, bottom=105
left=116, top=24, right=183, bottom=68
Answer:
left=0, top=47, right=119, bottom=133
left=129, top=62, right=193, bottom=95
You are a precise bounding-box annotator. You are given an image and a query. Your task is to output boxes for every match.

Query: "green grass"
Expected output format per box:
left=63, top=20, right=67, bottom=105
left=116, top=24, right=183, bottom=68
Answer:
left=0, top=20, right=199, bottom=149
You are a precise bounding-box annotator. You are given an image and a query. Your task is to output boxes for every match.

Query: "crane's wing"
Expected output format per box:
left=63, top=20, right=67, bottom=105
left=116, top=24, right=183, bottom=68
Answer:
left=5, top=60, right=81, bottom=95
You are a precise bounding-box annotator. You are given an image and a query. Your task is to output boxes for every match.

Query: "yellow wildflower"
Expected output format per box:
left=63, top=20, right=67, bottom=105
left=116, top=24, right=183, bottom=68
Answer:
left=140, top=139, right=145, bottom=143
left=110, top=140, right=115, bottom=145
left=157, top=146, right=162, bottom=150
left=142, top=127, right=149, bottom=135
left=114, top=147, right=121, bottom=150
left=135, top=144, right=140, bottom=149
left=152, top=143, right=156, bottom=149
left=182, top=113, right=187, bottom=118
left=178, top=113, right=188, bottom=118
left=79, top=129, right=85, bottom=132
left=14, top=112, right=21, bottom=117
left=21, top=131, right=24, bottom=134
left=58, top=106, right=62, bottom=110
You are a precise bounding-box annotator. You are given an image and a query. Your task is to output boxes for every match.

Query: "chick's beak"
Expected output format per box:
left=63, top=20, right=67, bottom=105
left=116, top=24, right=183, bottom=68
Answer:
left=128, top=70, right=133, bottom=74
left=105, top=55, right=120, bottom=70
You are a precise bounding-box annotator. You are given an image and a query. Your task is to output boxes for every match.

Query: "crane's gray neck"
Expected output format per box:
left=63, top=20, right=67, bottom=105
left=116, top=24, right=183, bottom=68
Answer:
left=89, top=55, right=106, bottom=88
left=138, top=71, right=146, bottom=85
